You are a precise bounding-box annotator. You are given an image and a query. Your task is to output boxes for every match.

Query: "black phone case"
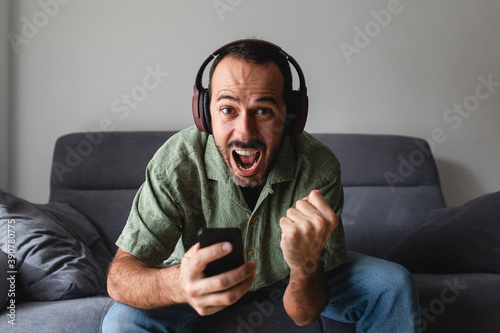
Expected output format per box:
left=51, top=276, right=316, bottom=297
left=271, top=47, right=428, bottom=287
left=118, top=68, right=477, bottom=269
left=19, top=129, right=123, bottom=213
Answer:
left=197, top=228, right=245, bottom=277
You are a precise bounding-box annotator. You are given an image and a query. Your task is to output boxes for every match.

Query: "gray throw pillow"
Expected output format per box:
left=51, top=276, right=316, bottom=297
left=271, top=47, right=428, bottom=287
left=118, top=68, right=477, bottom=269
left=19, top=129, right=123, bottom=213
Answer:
left=0, top=189, right=112, bottom=301
left=0, top=251, right=9, bottom=309
left=386, top=191, right=500, bottom=273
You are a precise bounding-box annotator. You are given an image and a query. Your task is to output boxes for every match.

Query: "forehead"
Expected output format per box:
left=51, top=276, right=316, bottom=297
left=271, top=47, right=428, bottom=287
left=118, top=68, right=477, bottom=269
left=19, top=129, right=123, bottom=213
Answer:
left=210, top=56, right=284, bottom=95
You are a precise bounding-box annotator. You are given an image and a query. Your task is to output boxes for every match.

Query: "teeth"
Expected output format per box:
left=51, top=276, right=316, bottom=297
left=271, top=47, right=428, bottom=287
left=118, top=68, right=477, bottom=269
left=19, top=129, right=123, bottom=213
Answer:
left=235, top=149, right=258, bottom=156
left=233, top=149, right=260, bottom=171
left=237, top=160, right=258, bottom=171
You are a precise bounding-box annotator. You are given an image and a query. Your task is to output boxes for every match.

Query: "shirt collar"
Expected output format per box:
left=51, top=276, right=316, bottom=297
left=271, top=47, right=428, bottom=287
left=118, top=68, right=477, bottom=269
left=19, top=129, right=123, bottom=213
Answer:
left=205, top=135, right=296, bottom=185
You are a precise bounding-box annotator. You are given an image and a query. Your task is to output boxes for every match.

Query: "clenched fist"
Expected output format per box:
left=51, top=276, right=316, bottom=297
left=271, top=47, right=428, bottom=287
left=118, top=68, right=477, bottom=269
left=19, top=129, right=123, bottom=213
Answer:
left=279, top=190, right=339, bottom=278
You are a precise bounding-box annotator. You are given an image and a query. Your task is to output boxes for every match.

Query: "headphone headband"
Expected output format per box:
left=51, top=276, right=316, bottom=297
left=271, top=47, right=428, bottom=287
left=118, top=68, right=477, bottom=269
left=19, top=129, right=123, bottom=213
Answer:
left=192, top=39, right=308, bottom=135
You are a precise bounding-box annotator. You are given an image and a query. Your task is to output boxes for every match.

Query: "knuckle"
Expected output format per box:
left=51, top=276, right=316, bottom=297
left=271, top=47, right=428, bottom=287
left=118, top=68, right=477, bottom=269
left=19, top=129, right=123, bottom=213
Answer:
left=185, top=285, right=197, bottom=298
left=327, top=210, right=338, bottom=223
left=295, top=199, right=306, bottom=209
left=289, top=222, right=300, bottom=234
left=222, top=293, right=238, bottom=305
left=190, top=255, right=203, bottom=268
left=215, top=276, right=230, bottom=290
left=302, top=221, right=314, bottom=235
left=197, top=307, right=209, bottom=316
left=313, top=214, right=326, bottom=227
left=311, top=189, right=322, bottom=199
left=282, top=226, right=298, bottom=243
left=332, top=215, right=339, bottom=229
left=327, top=213, right=339, bottom=232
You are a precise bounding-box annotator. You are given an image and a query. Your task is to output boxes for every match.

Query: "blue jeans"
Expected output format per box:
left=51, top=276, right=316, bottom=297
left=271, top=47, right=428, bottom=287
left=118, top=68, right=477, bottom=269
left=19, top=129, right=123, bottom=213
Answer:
left=102, top=252, right=421, bottom=332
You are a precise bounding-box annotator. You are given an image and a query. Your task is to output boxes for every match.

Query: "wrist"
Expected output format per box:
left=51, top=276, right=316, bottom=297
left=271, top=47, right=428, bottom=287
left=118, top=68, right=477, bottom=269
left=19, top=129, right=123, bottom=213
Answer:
left=167, top=264, right=186, bottom=305
left=290, top=266, right=325, bottom=289
left=290, top=256, right=325, bottom=280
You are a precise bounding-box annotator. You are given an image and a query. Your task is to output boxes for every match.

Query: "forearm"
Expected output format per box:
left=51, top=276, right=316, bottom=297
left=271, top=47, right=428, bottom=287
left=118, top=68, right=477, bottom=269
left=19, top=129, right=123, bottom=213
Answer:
left=283, top=268, right=329, bottom=326
left=279, top=190, right=339, bottom=325
left=107, top=249, right=184, bottom=309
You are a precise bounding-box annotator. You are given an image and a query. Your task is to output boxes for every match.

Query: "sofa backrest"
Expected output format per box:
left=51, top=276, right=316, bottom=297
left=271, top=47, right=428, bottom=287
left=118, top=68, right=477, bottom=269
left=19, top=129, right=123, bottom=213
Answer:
left=312, top=134, right=446, bottom=258
left=50, top=131, right=176, bottom=254
left=50, top=131, right=446, bottom=258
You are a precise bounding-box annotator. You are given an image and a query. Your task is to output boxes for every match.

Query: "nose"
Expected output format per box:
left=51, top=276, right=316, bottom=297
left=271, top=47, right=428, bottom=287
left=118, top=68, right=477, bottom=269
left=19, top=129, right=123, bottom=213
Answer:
left=234, top=110, right=257, bottom=142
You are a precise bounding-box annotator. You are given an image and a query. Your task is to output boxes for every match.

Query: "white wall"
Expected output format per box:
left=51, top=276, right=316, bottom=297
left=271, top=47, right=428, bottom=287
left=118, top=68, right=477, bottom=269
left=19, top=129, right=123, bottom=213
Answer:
left=7, top=0, right=500, bottom=206
left=0, top=0, right=9, bottom=190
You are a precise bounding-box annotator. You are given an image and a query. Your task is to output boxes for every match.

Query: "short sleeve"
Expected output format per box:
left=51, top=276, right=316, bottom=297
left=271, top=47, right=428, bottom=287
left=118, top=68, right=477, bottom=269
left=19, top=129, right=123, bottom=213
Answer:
left=116, top=164, right=183, bottom=266
left=319, top=173, right=350, bottom=272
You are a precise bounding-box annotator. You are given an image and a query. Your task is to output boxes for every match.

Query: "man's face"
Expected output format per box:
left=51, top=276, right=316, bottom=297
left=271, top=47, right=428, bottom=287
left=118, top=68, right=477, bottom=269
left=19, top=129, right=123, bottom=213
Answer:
left=210, top=56, right=287, bottom=188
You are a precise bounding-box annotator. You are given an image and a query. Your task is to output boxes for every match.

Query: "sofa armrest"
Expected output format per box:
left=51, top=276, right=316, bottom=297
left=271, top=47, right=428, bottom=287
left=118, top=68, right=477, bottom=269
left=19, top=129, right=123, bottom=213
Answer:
left=1, top=250, right=9, bottom=310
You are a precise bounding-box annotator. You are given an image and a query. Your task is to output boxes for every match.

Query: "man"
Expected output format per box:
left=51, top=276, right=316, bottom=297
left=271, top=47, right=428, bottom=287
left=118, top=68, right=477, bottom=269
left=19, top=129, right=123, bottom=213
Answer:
left=103, top=39, right=420, bottom=332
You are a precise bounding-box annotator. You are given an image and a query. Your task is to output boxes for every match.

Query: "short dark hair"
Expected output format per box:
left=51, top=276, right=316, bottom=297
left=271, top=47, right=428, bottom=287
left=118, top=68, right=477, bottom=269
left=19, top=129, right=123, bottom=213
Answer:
left=207, top=40, right=293, bottom=108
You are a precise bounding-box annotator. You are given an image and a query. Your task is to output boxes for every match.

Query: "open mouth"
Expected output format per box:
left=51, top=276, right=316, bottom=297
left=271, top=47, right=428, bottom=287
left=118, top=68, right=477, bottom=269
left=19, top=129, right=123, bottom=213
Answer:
left=232, top=149, right=261, bottom=172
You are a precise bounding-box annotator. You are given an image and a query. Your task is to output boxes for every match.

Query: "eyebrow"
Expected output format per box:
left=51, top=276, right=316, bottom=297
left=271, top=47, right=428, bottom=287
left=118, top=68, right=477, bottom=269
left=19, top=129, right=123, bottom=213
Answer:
left=216, top=95, right=278, bottom=106
left=255, top=96, right=278, bottom=106
left=216, top=95, right=239, bottom=102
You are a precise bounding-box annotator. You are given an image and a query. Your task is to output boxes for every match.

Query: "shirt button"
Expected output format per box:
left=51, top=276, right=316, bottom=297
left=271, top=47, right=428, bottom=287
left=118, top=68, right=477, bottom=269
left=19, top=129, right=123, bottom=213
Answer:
left=247, top=250, right=254, bottom=257
left=250, top=217, right=256, bottom=223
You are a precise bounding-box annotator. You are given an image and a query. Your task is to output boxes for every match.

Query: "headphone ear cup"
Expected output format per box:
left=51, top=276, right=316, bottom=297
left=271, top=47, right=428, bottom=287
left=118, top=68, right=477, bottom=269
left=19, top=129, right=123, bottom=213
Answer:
left=286, top=90, right=308, bottom=135
left=201, top=89, right=212, bottom=134
left=285, top=91, right=298, bottom=135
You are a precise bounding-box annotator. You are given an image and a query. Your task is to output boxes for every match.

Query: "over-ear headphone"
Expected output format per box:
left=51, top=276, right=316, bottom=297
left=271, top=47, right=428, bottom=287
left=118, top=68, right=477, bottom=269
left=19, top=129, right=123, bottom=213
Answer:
left=192, top=39, right=308, bottom=135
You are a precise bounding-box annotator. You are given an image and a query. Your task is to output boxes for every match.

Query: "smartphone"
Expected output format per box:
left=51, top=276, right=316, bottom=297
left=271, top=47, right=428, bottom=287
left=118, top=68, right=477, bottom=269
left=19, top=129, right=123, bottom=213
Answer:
left=197, top=228, right=245, bottom=277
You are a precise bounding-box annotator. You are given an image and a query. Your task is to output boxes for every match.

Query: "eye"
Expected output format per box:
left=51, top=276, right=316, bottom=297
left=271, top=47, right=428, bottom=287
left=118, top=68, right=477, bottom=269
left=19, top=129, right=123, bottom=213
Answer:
left=221, top=107, right=235, bottom=115
left=256, top=108, right=272, bottom=116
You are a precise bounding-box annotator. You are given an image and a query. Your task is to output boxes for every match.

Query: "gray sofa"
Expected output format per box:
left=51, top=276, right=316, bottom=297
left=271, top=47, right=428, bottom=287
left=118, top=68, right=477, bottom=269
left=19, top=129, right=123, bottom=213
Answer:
left=1, top=130, right=499, bottom=332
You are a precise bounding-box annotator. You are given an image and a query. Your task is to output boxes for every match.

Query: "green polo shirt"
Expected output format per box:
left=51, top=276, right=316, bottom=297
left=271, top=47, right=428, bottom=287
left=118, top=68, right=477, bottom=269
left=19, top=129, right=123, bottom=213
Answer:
left=116, top=126, right=349, bottom=291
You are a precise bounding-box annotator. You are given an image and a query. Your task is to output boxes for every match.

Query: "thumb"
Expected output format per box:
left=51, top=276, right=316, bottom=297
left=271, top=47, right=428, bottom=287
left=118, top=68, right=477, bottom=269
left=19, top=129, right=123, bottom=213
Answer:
left=302, top=189, right=321, bottom=201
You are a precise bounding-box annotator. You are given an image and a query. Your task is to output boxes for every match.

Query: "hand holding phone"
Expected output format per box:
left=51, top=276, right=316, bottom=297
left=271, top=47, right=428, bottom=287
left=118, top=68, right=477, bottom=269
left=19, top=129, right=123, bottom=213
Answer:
left=197, top=228, right=245, bottom=277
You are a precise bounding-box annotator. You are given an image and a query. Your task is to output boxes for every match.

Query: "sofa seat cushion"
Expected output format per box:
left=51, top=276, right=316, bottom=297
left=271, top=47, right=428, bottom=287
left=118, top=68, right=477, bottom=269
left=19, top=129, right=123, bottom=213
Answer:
left=0, top=189, right=112, bottom=301
left=414, top=273, right=500, bottom=333
left=386, top=191, right=500, bottom=273
left=0, top=296, right=114, bottom=333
